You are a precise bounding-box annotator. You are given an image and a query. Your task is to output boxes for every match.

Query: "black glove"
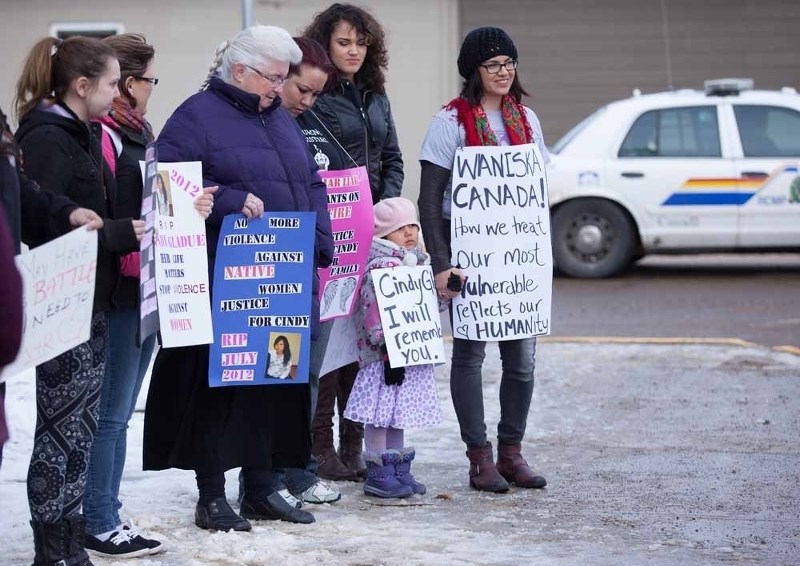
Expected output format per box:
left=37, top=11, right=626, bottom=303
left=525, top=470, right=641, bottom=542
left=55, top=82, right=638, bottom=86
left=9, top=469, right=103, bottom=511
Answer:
left=383, top=358, right=406, bottom=386
left=446, top=271, right=462, bottom=292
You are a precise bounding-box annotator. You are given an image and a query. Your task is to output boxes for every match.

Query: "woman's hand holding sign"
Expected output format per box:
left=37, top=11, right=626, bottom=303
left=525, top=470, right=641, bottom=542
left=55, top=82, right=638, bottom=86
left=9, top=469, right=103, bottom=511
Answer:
left=132, top=219, right=146, bottom=241
left=242, top=192, right=264, bottom=219
left=435, top=266, right=464, bottom=300
left=194, top=186, right=218, bottom=219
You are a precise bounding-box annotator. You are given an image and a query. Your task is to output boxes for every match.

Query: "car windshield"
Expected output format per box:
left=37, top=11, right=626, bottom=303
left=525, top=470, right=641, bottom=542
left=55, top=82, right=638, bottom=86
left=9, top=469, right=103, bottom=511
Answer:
left=551, top=106, right=607, bottom=154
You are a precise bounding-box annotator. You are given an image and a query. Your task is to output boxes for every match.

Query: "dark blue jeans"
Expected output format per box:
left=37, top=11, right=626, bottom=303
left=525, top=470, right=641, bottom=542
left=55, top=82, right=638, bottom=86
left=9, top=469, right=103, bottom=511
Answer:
left=84, top=308, right=156, bottom=535
left=450, top=337, right=537, bottom=447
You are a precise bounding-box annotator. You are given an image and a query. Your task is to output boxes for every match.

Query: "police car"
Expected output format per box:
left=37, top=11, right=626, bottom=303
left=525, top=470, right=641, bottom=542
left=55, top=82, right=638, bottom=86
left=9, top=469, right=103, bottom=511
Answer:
left=547, top=78, right=800, bottom=278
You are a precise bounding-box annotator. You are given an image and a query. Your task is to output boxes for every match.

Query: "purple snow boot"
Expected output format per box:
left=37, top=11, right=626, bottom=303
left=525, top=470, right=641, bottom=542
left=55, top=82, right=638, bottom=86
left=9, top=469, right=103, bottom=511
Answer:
left=395, top=447, right=426, bottom=495
left=364, top=451, right=413, bottom=499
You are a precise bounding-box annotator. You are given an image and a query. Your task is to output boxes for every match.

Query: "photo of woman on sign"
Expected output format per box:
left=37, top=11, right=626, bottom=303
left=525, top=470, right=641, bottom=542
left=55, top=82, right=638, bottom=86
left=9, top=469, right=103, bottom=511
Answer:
left=154, top=171, right=173, bottom=217
left=265, top=334, right=295, bottom=379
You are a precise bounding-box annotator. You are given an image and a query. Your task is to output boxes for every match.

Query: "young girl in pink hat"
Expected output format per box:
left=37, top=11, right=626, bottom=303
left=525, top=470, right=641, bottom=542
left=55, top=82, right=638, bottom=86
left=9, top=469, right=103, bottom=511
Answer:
left=344, top=197, right=443, bottom=498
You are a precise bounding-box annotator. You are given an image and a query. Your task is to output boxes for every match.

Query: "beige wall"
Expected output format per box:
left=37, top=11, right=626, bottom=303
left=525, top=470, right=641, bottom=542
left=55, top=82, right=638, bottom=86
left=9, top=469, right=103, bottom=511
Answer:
left=0, top=0, right=460, bottom=202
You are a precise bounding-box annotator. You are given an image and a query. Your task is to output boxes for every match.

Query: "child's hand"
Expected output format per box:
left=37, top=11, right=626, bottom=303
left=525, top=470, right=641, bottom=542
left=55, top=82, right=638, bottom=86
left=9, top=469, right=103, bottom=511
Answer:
left=383, top=359, right=405, bottom=386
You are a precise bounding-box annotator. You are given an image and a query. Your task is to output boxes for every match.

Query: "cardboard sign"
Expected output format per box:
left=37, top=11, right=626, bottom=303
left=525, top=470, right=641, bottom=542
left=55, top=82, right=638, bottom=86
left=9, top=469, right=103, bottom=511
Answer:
left=208, top=213, right=315, bottom=387
left=3, top=227, right=97, bottom=378
left=153, top=161, right=213, bottom=347
left=317, top=166, right=373, bottom=321
left=372, top=265, right=446, bottom=368
left=450, top=143, right=553, bottom=341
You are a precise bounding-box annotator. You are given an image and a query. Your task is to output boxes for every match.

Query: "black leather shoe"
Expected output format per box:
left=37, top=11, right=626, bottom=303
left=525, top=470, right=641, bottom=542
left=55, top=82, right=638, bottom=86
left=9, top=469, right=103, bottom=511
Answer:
left=195, top=497, right=252, bottom=532
left=240, top=491, right=315, bottom=524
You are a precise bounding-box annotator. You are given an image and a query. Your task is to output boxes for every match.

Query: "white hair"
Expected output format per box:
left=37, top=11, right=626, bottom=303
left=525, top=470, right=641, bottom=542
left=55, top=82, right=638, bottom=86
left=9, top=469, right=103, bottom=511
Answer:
left=200, top=25, right=302, bottom=90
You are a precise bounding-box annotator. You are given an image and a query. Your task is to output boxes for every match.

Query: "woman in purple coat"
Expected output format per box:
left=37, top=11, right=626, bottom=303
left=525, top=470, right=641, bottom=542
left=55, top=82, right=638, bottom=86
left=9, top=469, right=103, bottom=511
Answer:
left=142, top=25, right=334, bottom=531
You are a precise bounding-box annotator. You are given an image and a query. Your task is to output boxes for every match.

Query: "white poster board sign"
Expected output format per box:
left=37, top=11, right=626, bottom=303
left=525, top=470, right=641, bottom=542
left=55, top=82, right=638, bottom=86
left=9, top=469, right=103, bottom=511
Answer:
left=153, top=162, right=213, bottom=347
left=372, top=265, right=446, bottom=367
left=3, top=227, right=97, bottom=379
left=450, top=143, right=552, bottom=341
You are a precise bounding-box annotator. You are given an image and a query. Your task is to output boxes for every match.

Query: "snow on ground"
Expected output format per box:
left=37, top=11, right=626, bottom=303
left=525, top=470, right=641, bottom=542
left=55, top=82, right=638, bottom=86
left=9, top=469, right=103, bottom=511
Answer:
left=2, top=341, right=799, bottom=566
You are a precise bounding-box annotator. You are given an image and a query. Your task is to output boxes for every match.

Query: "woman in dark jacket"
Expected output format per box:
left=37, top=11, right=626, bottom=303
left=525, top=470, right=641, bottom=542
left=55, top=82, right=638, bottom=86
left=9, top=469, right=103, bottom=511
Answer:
left=304, top=3, right=403, bottom=204
left=1, top=106, right=103, bottom=473
left=14, top=36, right=142, bottom=566
left=302, top=1, right=404, bottom=483
left=142, top=24, right=334, bottom=532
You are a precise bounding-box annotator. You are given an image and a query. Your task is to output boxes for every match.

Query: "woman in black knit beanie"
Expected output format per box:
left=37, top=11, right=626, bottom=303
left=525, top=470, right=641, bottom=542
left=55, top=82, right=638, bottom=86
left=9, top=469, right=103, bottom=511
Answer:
left=418, top=27, right=549, bottom=493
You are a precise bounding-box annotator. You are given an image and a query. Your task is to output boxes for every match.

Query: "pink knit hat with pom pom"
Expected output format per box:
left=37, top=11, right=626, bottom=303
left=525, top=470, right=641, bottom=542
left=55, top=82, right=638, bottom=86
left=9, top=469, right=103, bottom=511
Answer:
left=373, top=197, right=420, bottom=238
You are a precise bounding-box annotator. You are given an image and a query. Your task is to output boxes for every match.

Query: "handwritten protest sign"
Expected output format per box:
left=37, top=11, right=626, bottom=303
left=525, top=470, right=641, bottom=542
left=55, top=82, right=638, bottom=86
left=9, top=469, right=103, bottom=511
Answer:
left=153, top=161, right=213, bottom=347
left=450, top=143, right=552, bottom=341
left=372, top=265, right=446, bottom=368
left=138, top=143, right=160, bottom=345
left=3, top=227, right=97, bottom=378
left=318, top=166, right=373, bottom=321
left=319, top=315, right=359, bottom=376
left=209, top=213, right=315, bottom=387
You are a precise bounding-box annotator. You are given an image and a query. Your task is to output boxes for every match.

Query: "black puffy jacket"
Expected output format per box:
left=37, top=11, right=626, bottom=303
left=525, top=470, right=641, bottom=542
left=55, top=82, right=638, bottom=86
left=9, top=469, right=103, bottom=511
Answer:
left=311, top=80, right=403, bottom=203
left=15, top=102, right=139, bottom=313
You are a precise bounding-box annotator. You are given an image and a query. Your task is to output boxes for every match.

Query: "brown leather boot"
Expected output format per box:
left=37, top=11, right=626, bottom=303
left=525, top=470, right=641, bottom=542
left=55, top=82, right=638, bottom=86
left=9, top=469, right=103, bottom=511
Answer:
left=338, top=418, right=367, bottom=480
left=465, top=442, right=509, bottom=493
left=313, top=370, right=357, bottom=481
left=496, top=442, right=547, bottom=488
left=337, top=363, right=367, bottom=480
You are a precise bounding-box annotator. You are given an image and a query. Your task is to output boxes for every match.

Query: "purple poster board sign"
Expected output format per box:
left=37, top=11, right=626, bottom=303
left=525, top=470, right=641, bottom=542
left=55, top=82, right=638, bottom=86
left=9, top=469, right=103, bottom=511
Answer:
left=208, top=212, right=315, bottom=387
left=317, top=166, right=373, bottom=321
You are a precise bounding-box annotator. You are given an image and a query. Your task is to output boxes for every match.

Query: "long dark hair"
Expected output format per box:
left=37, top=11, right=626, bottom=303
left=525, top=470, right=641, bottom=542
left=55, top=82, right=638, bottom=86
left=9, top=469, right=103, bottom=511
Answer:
left=103, top=33, right=155, bottom=108
left=303, top=3, right=388, bottom=93
left=290, top=36, right=338, bottom=93
left=459, top=69, right=529, bottom=107
left=14, top=36, right=116, bottom=121
left=273, top=335, right=292, bottom=365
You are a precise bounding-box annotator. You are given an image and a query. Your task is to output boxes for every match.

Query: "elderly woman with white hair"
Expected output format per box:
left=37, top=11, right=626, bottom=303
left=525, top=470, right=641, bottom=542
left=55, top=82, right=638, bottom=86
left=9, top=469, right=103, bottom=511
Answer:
left=142, top=25, right=333, bottom=531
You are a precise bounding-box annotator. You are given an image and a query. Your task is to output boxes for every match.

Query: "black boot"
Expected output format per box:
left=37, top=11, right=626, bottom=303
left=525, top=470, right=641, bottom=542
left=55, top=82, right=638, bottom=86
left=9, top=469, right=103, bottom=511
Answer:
left=195, top=497, right=252, bottom=532
left=64, top=515, right=93, bottom=565
left=240, top=491, right=315, bottom=524
left=31, top=518, right=94, bottom=566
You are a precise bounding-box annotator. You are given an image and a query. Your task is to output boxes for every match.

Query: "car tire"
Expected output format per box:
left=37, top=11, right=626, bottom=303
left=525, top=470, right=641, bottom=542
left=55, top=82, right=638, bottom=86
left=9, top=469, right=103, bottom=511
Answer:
left=552, top=198, right=636, bottom=278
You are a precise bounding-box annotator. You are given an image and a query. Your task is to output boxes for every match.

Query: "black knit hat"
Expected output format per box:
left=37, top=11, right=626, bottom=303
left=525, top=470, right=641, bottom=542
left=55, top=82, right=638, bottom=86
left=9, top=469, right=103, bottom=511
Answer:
left=457, top=27, right=518, bottom=79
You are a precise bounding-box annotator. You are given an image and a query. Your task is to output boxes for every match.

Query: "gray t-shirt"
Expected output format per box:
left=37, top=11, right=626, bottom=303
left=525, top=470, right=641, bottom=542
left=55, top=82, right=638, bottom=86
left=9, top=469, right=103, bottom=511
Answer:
left=419, top=105, right=550, bottom=219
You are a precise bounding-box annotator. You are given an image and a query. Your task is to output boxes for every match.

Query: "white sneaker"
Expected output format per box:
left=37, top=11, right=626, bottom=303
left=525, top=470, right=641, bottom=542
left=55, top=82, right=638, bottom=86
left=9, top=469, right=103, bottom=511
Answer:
left=301, top=480, right=342, bottom=504
left=277, top=488, right=303, bottom=509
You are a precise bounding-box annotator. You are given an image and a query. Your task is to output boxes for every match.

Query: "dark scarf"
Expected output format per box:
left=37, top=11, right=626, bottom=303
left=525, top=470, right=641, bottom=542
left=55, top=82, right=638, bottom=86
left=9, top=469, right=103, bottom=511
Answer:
left=109, top=97, right=154, bottom=143
left=445, top=95, right=532, bottom=147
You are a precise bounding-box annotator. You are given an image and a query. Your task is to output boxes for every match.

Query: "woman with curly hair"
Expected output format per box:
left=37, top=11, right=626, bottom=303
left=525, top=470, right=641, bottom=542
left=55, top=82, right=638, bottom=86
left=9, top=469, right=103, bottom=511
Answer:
left=302, top=2, right=404, bottom=483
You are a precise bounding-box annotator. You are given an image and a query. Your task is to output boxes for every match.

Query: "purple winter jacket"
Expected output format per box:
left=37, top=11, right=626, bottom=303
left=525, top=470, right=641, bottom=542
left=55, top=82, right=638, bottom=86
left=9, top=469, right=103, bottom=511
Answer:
left=156, top=76, right=334, bottom=338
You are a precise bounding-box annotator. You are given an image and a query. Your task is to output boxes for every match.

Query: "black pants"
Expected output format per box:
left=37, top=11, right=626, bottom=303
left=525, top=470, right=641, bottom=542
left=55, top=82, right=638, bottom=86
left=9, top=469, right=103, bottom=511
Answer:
left=27, top=313, right=107, bottom=523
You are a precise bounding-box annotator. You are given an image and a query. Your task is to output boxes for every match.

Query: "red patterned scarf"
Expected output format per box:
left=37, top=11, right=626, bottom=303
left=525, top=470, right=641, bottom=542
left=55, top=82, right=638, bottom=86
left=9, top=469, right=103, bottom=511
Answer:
left=445, top=95, right=532, bottom=147
left=110, top=97, right=154, bottom=143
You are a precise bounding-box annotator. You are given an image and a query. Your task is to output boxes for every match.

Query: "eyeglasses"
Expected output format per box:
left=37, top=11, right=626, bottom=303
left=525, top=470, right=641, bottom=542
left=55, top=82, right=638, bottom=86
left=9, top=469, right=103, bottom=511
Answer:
left=244, top=64, right=287, bottom=86
left=133, top=76, right=159, bottom=85
left=479, top=60, right=518, bottom=74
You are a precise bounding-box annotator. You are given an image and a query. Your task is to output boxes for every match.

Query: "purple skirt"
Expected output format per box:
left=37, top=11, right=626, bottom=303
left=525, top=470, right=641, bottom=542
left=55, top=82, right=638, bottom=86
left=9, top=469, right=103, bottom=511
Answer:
left=343, top=360, right=442, bottom=429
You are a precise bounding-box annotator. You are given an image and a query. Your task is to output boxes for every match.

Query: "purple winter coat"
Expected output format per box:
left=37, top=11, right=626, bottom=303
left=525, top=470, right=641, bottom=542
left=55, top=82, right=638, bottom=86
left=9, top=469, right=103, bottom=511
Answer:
left=156, top=76, right=334, bottom=338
